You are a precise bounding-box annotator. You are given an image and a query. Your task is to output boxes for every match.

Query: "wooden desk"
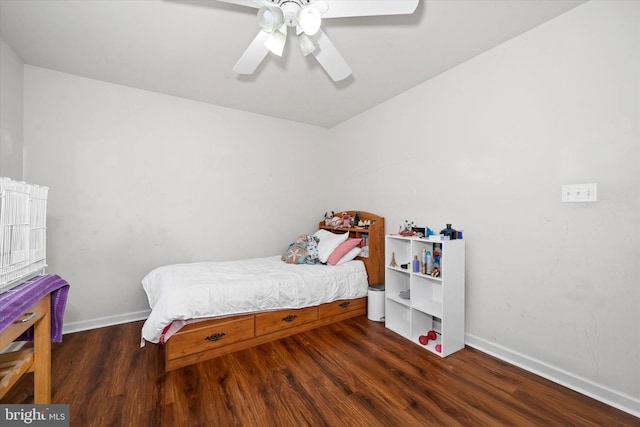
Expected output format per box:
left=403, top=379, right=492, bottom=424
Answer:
left=0, top=293, right=51, bottom=403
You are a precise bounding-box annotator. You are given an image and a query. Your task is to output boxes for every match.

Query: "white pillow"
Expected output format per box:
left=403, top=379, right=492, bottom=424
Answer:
left=313, top=229, right=349, bottom=263
left=335, top=247, right=362, bottom=265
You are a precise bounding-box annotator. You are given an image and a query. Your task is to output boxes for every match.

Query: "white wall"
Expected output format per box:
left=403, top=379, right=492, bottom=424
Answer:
left=15, top=0, right=639, bottom=416
left=23, top=66, right=330, bottom=329
left=0, top=37, right=24, bottom=179
left=329, top=0, right=639, bottom=414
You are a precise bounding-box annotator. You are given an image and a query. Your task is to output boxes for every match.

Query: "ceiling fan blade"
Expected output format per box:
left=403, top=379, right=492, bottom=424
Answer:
left=214, top=0, right=264, bottom=9
left=233, top=30, right=271, bottom=74
left=318, top=0, right=419, bottom=18
left=312, top=29, right=351, bottom=82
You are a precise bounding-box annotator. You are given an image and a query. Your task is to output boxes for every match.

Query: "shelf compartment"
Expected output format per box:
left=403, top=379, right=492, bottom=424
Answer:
left=386, top=236, right=411, bottom=268
left=385, top=268, right=410, bottom=307
left=411, top=275, right=443, bottom=318
left=385, top=299, right=410, bottom=339
left=412, top=331, right=442, bottom=355
left=410, top=311, right=444, bottom=357
left=411, top=239, right=435, bottom=265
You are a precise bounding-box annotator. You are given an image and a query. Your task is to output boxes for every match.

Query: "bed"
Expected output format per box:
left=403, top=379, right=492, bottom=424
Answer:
left=141, top=211, right=384, bottom=371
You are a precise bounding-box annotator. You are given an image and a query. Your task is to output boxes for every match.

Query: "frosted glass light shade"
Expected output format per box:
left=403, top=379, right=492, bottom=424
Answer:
left=298, top=33, right=316, bottom=56
left=258, top=6, right=284, bottom=33
left=265, top=25, right=287, bottom=56
left=297, top=7, right=321, bottom=36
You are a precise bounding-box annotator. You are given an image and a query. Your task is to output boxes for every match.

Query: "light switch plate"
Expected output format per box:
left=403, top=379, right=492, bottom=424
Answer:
left=562, top=183, right=597, bottom=202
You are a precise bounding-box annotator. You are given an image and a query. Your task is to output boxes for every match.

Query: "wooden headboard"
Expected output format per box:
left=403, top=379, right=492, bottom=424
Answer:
left=318, top=211, right=384, bottom=285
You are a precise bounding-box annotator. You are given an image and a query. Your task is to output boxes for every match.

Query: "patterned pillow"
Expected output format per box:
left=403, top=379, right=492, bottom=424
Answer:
left=282, top=235, right=320, bottom=264
left=305, top=235, right=320, bottom=264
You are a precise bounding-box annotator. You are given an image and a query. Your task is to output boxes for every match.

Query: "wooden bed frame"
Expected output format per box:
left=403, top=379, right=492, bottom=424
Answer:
left=163, top=211, right=384, bottom=371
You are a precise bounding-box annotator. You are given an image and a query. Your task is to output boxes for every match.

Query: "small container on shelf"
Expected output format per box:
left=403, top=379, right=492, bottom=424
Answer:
left=433, top=244, right=442, bottom=267
left=412, top=256, right=420, bottom=273
left=440, top=224, right=457, bottom=240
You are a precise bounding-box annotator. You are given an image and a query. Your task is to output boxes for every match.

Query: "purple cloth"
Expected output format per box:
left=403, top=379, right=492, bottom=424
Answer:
left=0, top=274, right=70, bottom=342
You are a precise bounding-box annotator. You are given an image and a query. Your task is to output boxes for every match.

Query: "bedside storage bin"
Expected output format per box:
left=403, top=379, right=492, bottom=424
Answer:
left=367, top=284, right=385, bottom=322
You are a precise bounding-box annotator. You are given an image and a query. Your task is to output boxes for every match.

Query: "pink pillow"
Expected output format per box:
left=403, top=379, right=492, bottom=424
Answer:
left=327, top=238, right=362, bottom=266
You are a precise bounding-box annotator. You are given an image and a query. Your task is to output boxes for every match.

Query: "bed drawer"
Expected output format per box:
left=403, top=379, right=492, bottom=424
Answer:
left=166, top=315, right=255, bottom=360
left=319, top=297, right=367, bottom=319
left=255, top=307, right=318, bottom=336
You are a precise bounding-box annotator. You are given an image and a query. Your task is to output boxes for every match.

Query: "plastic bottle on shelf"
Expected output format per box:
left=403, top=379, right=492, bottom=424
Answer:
left=412, top=255, right=420, bottom=273
left=433, top=244, right=441, bottom=267
left=421, top=248, right=427, bottom=274
left=426, top=251, right=433, bottom=274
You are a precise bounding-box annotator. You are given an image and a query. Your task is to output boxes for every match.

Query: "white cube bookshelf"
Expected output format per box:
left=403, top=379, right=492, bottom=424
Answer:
left=385, top=235, right=465, bottom=357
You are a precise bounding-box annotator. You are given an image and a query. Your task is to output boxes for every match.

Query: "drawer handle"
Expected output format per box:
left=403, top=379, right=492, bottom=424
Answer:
left=204, top=332, right=226, bottom=342
left=339, top=302, right=350, bottom=308
left=13, top=312, right=36, bottom=323
left=282, top=315, right=297, bottom=323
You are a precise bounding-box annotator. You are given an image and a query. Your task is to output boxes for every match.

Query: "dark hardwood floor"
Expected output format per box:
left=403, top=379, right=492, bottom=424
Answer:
left=2, top=317, right=638, bottom=426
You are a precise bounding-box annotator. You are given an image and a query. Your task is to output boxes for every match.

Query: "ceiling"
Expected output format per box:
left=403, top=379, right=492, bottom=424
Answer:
left=0, top=0, right=585, bottom=128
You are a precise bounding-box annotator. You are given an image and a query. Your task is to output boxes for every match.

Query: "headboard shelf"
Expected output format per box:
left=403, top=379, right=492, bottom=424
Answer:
left=319, top=226, right=370, bottom=232
left=319, top=211, right=384, bottom=286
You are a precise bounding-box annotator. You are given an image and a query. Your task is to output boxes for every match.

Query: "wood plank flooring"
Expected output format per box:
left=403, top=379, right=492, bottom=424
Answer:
left=2, top=317, right=638, bottom=426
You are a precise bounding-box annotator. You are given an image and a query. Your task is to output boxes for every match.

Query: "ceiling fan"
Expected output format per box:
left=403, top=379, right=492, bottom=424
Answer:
left=217, top=0, right=419, bottom=81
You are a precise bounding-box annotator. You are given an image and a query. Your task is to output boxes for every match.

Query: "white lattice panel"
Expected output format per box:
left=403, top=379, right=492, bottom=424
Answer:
left=0, top=177, right=48, bottom=293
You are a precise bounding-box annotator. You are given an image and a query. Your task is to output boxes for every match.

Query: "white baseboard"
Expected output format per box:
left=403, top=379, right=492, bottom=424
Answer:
left=2, top=310, right=149, bottom=353
left=62, top=309, right=150, bottom=335
left=465, top=333, right=640, bottom=419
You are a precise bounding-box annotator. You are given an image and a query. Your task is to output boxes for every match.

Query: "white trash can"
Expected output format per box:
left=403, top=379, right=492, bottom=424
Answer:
left=367, top=284, right=385, bottom=322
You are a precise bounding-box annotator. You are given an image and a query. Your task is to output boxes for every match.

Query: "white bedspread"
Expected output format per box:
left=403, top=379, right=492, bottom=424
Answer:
left=141, top=256, right=368, bottom=343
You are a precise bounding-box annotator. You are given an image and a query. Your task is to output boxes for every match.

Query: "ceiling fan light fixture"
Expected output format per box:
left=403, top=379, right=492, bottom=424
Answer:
left=223, top=0, right=420, bottom=81
left=297, top=7, right=321, bottom=36
left=298, top=33, right=316, bottom=56
left=264, top=25, right=287, bottom=56
left=258, top=6, right=284, bottom=33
